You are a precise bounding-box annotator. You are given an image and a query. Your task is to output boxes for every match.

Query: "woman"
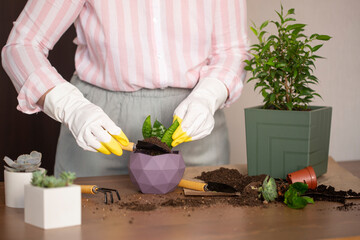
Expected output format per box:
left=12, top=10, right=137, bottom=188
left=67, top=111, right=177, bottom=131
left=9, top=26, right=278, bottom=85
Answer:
left=2, top=0, right=249, bottom=177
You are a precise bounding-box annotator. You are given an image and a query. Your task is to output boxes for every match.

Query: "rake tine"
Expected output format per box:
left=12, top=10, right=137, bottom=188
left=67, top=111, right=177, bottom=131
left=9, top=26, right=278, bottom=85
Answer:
left=95, top=187, right=121, bottom=204
left=109, top=190, right=114, bottom=204
left=104, top=191, right=108, bottom=204
left=115, top=190, right=121, bottom=201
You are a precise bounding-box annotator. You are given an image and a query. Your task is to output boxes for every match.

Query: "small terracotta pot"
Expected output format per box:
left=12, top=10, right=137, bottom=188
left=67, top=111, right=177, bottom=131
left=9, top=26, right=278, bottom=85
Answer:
left=286, top=166, right=317, bottom=190
left=128, top=151, right=185, bottom=194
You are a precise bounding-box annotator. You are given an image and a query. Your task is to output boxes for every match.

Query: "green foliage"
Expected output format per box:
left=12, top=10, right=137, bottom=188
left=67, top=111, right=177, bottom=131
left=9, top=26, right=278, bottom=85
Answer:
left=31, top=170, right=76, bottom=188
left=258, top=176, right=278, bottom=201
left=151, top=120, right=167, bottom=139
left=284, top=182, right=314, bottom=209
left=141, top=115, right=179, bottom=149
left=161, top=120, right=179, bottom=148
left=245, top=5, right=331, bottom=111
left=142, top=115, right=152, bottom=139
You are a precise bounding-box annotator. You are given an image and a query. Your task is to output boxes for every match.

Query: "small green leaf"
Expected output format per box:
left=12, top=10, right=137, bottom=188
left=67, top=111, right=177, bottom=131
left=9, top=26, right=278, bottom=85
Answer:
left=286, top=24, right=306, bottom=31
left=276, top=63, right=287, bottom=68
left=311, top=44, right=323, bottom=52
left=285, top=102, right=293, bottom=110
left=287, top=8, right=295, bottom=15
left=260, top=20, right=269, bottom=30
left=250, top=26, right=258, bottom=36
left=316, top=35, right=331, bottom=41
left=284, top=18, right=296, bottom=23
left=293, top=69, right=298, bottom=79
left=302, top=196, right=315, bottom=204
left=275, top=10, right=284, bottom=23
left=142, top=115, right=152, bottom=139
left=258, top=31, right=267, bottom=42
left=269, top=93, right=276, bottom=103
left=262, top=89, right=268, bottom=98
left=161, top=120, right=179, bottom=148
left=310, top=33, right=319, bottom=39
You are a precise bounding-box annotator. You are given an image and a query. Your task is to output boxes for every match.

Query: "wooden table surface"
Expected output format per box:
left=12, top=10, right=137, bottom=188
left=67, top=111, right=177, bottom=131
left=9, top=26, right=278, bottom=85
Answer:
left=1, top=163, right=360, bottom=240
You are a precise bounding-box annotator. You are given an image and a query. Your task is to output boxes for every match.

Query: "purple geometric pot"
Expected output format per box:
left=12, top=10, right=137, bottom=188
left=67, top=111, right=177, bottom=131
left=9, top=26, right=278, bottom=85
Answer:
left=128, top=152, right=185, bottom=194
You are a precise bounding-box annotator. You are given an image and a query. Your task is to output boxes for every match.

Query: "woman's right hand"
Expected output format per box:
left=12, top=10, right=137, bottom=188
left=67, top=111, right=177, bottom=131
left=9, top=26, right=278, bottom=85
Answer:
left=42, top=82, right=129, bottom=156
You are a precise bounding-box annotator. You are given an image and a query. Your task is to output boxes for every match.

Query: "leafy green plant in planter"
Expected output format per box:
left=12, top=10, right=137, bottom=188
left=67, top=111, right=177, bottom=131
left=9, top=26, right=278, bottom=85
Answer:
left=142, top=115, right=179, bottom=149
left=243, top=5, right=333, bottom=179
left=244, top=5, right=331, bottom=111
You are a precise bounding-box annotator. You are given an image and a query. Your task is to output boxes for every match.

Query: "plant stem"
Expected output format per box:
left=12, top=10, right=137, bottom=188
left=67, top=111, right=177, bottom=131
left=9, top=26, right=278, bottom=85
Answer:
left=284, top=75, right=291, bottom=107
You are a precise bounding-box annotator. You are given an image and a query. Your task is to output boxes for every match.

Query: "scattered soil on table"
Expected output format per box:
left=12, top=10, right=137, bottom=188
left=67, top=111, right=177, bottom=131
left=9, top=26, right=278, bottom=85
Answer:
left=195, top=167, right=266, bottom=192
left=306, top=184, right=360, bottom=204
left=335, top=202, right=360, bottom=211
left=114, top=167, right=270, bottom=211
left=83, top=167, right=360, bottom=220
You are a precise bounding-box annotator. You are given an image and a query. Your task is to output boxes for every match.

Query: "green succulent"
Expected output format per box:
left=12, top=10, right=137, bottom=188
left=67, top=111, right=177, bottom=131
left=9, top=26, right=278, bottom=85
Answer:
left=31, top=171, right=76, bottom=188
left=258, top=176, right=278, bottom=202
left=141, top=115, right=179, bottom=148
left=3, top=151, right=42, bottom=172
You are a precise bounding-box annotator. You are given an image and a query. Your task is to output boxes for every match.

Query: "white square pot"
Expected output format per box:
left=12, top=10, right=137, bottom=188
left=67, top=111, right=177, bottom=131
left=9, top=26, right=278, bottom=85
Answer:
left=4, top=170, right=33, bottom=208
left=24, top=184, right=81, bottom=229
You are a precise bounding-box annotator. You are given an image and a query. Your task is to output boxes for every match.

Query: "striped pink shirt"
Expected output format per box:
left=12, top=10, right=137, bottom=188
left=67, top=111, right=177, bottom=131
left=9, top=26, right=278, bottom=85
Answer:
left=2, top=0, right=249, bottom=114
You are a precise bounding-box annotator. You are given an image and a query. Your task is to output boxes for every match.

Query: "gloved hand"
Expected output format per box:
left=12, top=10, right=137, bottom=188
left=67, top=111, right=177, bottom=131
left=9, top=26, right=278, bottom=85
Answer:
left=172, top=78, right=228, bottom=147
left=43, top=82, right=129, bottom=156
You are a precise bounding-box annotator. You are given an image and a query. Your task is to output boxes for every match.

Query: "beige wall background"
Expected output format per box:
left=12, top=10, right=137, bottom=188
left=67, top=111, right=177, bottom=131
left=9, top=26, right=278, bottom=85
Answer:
left=226, top=0, right=360, bottom=163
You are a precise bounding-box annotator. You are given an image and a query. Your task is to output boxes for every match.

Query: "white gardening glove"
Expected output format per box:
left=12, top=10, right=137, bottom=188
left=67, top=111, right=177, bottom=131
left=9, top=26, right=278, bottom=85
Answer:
left=172, top=78, right=228, bottom=147
left=43, top=82, right=129, bottom=156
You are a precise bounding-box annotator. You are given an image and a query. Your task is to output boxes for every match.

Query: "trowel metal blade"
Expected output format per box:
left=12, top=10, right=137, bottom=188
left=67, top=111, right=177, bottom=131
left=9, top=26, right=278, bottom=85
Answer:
left=206, top=182, right=237, bottom=193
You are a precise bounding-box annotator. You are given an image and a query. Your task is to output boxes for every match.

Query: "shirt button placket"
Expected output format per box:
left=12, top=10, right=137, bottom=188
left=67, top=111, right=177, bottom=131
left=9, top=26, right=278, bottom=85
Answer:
left=152, top=0, right=167, bottom=88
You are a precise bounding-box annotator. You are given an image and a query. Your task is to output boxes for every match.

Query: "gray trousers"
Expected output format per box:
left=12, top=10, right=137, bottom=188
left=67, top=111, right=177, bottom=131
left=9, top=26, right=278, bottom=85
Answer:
left=54, top=75, right=230, bottom=177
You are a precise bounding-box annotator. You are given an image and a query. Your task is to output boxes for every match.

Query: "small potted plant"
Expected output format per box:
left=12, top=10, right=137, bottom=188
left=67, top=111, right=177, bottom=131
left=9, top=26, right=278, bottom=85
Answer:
left=244, top=5, right=332, bottom=179
left=24, top=171, right=81, bottom=229
left=128, top=115, right=186, bottom=194
left=3, top=151, right=44, bottom=208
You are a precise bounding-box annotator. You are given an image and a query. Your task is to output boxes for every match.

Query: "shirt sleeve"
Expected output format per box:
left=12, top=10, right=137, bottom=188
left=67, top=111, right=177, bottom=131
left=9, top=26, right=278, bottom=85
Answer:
left=1, top=0, right=85, bottom=114
left=199, top=0, right=250, bottom=107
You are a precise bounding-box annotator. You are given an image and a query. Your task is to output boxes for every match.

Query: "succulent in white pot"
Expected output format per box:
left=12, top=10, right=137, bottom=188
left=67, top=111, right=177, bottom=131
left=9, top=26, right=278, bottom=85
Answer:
left=3, top=151, right=44, bottom=208
left=24, top=171, right=81, bottom=229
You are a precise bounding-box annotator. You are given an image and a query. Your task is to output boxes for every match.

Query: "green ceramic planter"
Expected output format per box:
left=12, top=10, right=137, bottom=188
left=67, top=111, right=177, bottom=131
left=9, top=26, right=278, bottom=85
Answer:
left=244, top=106, right=332, bottom=179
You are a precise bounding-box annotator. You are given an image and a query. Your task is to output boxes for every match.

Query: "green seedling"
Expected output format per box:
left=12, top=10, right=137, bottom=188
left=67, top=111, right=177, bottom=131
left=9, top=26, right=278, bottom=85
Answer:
left=284, top=182, right=314, bottom=209
left=257, top=175, right=278, bottom=202
left=141, top=115, right=179, bottom=149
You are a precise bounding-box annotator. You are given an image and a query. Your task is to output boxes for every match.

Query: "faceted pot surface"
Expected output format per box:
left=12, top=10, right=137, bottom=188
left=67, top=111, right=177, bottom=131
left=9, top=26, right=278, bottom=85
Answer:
left=128, top=152, right=185, bottom=194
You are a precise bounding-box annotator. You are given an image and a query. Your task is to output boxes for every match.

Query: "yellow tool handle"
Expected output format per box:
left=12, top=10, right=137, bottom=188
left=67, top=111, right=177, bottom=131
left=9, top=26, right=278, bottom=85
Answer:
left=81, top=185, right=97, bottom=194
left=120, top=142, right=135, bottom=152
left=178, top=179, right=206, bottom=192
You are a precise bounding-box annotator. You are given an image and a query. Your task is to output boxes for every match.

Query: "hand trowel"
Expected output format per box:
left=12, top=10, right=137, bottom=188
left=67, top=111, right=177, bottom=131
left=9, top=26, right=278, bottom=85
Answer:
left=120, top=139, right=171, bottom=154
left=178, top=179, right=240, bottom=196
